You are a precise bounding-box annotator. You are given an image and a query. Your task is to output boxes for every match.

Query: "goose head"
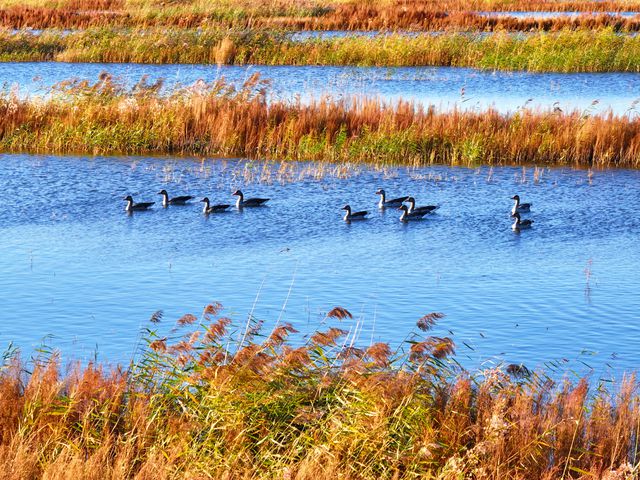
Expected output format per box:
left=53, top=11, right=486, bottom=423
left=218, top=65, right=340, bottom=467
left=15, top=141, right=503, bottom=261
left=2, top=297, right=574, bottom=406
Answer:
left=158, top=189, right=168, bottom=196
left=512, top=212, right=521, bottom=222
left=375, top=188, right=385, bottom=196
left=406, top=196, right=416, bottom=205
left=511, top=195, right=520, bottom=201
left=123, top=195, right=134, bottom=202
left=397, top=205, right=409, bottom=212
left=341, top=205, right=352, bottom=213
left=232, top=189, right=243, bottom=197
left=200, top=197, right=210, bottom=204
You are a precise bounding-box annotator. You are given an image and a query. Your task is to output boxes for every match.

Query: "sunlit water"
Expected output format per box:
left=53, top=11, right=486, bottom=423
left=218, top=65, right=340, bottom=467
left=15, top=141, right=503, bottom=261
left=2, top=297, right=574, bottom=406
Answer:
left=2, top=62, right=640, bottom=115
left=476, top=10, right=640, bottom=19
left=0, top=154, right=639, bottom=377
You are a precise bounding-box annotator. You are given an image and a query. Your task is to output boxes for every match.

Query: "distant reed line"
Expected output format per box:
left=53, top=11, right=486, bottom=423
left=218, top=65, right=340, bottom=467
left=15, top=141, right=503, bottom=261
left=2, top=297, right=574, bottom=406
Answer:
left=0, top=304, right=638, bottom=479
left=2, top=0, right=640, bottom=31
left=1, top=74, right=639, bottom=168
left=3, top=28, right=640, bottom=72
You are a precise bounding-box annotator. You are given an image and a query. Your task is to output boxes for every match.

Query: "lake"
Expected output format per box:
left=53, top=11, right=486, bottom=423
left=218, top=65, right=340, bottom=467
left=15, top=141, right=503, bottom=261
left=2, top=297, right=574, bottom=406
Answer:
left=476, top=10, right=640, bottom=19
left=1, top=154, right=639, bottom=377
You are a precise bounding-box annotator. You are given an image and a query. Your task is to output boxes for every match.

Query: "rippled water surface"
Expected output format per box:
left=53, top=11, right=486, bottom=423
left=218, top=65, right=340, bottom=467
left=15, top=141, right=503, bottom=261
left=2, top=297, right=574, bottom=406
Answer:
left=477, top=10, right=640, bottom=19
left=3, top=62, right=640, bottom=114
left=1, top=154, right=639, bottom=375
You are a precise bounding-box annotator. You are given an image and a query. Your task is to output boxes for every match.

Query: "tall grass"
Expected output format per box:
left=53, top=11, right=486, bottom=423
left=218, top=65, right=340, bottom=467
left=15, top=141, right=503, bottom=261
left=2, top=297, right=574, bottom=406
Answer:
left=3, top=28, right=640, bottom=72
left=2, top=74, right=640, bottom=168
left=280, top=8, right=640, bottom=33
left=2, top=0, right=640, bottom=30
left=0, top=303, right=639, bottom=478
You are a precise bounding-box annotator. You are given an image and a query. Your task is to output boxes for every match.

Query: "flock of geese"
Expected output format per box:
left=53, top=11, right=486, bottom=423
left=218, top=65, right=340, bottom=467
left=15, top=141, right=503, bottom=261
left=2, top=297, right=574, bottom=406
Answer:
left=124, top=189, right=534, bottom=231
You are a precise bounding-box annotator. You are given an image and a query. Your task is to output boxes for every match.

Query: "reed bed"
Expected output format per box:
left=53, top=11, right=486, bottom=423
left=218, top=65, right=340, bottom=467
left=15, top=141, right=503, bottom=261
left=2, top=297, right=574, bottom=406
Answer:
left=2, top=0, right=640, bottom=30
left=1, top=74, right=640, bottom=168
left=0, top=303, right=638, bottom=479
left=3, top=28, right=640, bottom=72
left=276, top=8, right=640, bottom=33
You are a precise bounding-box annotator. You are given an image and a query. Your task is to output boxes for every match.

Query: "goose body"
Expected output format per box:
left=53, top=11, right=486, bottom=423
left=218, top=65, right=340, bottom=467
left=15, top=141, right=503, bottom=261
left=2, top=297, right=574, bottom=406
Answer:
left=512, top=212, right=534, bottom=231
left=407, top=197, right=438, bottom=215
left=232, top=190, right=269, bottom=208
left=376, top=188, right=409, bottom=209
left=201, top=197, right=231, bottom=214
left=398, top=204, right=428, bottom=222
left=511, top=195, right=532, bottom=215
left=158, top=189, right=193, bottom=207
left=124, top=195, right=154, bottom=212
left=342, top=205, right=368, bottom=222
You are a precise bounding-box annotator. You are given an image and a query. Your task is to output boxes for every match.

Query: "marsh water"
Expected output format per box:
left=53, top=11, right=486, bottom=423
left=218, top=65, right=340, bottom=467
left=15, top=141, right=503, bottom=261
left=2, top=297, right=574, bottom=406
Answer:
left=1, top=154, right=639, bottom=375
left=477, top=10, right=640, bottom=19
left=3, top=62, right=640, bottom=115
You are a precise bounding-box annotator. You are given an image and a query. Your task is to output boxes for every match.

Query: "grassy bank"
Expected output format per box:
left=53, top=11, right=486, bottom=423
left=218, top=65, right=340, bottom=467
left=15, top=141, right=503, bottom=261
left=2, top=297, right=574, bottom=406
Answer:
left=1, top=75, right=640, bottom=168
left=3, top=28, right=640, bottom=72
left=2, top=0, right=640, bottom=30
left=0, top=304, right=638, bottom=479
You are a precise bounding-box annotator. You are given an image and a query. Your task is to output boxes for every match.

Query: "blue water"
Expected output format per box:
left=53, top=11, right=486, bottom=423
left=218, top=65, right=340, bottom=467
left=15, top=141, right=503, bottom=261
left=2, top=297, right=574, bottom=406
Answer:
left=477, top=10, right=640, bottom=19
left=3, top=62, right=640, bottom=115
left=0, top=154, right=639, bottom=377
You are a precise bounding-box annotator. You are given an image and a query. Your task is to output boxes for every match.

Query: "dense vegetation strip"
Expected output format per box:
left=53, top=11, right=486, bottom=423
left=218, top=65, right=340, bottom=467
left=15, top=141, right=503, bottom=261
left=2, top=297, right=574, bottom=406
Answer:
left=3, top=28, right=640, bottom=72
left=1, top=75, right=640, bottom=168
left=0, top=304, right=638, bottom=479
left=1, top=0, right=640, bottom=30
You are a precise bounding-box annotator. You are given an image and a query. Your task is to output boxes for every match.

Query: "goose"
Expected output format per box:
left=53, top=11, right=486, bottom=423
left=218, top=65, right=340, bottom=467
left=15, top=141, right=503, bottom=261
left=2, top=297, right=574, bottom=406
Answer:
left=398, top=204, right=428, bottom=222
left=232, top=190, right=269, bottom=208
left=158, top=189, right=194, bottom=207
left=511, top=195, right=532, bottom=215
left=124, top=195, right=154, bottom=212
left=512, top=212, right=534, bottom=231
left=406, top=197, right=438, bottom=215
left=200, top=197, right=231, bottom=214
left=376, top=188, right=409, bottom=209
left=342, top=205, right=368, bottom=222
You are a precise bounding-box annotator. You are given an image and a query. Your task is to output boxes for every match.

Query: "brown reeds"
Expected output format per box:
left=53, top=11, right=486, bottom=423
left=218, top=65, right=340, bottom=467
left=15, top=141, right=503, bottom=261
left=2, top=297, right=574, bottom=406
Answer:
left=0, top=303, right=639, bottom=478
left=283, top=5, right=640, bottom=33
left=1, top=74, right=640, bottom=168
left=3, top=27, right=640, bottom=72
left=2, top=0, right=640, bottom=31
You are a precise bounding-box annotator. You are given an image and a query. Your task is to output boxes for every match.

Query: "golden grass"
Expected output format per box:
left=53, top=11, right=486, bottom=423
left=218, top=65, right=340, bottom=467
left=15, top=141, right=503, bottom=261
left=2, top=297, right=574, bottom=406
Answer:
left=0, top=303, right=639, bottom=479
left=1, top=74, right=640, bottom=168
left=1, top=0, right=640, bottom=30
left=4, top=28, right=640, bottom=73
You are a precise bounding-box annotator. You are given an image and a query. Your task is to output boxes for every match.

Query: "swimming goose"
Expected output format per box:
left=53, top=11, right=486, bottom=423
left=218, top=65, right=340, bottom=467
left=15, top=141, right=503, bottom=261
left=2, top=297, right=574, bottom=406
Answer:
left=232, top=190, right=269, bottom=208
left=376, top=188, right=409, bottom=209
left=158, top=189, right=194, bottom=207
left=511, top=195, right=532, bottom=215
left=124, top=195, right=154, bottom=212
left=342, top=205, right=368, bottom=222
left=398, top=204, right=428, bottom=222
left=512, top=212, right=534, bottom=231
left=200, top=197, right=231, bottom=214
left=406, top=197, right=438, bottom=215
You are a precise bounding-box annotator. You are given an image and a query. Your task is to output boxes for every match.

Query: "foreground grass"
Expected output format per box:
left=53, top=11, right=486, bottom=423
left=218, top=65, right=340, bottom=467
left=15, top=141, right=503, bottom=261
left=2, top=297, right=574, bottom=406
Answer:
left=1, top=0, right=640, bottom=30
left=3, top=28, right=640, bottom=72
left=1, top=74, right=640, bottom=168
left=0, top=304, right=638, bottom=479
